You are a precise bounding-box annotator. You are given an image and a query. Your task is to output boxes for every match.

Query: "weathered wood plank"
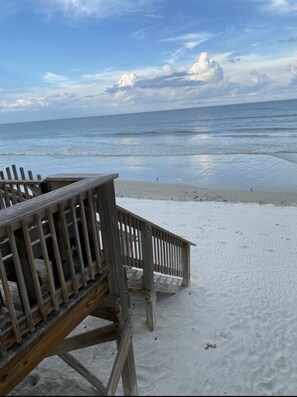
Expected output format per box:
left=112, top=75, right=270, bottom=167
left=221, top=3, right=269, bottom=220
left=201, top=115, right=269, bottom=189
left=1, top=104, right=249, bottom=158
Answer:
left=51, top=322, right=120, bottom=355
left=106, top=316, right=137, bottom=396
left=0, top=277, right=109, bottom=395
left=0, top=175, right=119, bottom=228
left=58, top=351, right=107, bottom=395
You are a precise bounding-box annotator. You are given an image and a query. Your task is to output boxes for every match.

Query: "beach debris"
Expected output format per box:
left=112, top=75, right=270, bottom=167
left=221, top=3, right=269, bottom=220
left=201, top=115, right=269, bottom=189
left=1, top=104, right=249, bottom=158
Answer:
left=204, top=343, right=217, bottom=349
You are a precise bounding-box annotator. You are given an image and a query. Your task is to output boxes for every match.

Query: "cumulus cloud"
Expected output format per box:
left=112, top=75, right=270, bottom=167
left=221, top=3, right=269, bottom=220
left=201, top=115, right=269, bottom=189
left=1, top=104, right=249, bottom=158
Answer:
left=2, top=48, right=289, bottom=117
left=105, top=52, right=230, bottom=104
left=0, top=96, right=49, bottom=111
left=250, top=70, right=272, bottom=87
left=189, top=52, right=224, bottom=83
left=117, top=72, right=141, bottom=87
left=106, top=69, right=206, bottom=94
left=105, top=52, right=228, bottom=96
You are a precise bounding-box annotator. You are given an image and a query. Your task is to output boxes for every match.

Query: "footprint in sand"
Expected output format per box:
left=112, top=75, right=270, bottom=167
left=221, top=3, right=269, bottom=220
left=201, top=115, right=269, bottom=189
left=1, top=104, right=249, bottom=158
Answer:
left=220, top=354, right=232, bottom=369
left=217, top=330, right=233, bottom=341
left=29, top=373, right=40, bottom=386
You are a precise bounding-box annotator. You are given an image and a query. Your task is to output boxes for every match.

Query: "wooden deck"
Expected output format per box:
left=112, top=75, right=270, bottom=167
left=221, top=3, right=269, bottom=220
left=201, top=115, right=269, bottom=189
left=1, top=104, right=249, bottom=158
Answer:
left=0, top=169, right=138, bottom=396
left=46, top=174, right=195, bottom=330
left=0, top=165, right=195, bottom=396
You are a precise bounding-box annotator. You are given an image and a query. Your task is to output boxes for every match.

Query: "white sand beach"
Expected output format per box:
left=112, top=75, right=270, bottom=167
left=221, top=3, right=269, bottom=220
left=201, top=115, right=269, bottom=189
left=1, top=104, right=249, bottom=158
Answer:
left=9, top=181, right=297, bottom=396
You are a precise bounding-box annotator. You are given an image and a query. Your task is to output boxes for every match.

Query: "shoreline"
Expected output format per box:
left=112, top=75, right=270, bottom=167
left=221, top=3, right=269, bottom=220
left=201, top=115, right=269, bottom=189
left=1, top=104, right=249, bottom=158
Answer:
left=115, top=179, right=297, bottom=206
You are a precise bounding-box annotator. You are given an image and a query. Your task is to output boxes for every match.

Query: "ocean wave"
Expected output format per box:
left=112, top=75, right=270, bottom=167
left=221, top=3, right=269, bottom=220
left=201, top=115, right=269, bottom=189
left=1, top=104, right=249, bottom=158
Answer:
left=2, top=150, right=297, bottom=158
left=82, top=130, right=199, bottom=138
left=81, top=127, right=297, bottom=138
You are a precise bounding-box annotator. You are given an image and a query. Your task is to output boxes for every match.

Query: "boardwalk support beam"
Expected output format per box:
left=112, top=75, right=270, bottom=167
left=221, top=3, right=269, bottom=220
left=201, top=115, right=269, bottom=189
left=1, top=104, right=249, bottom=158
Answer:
left=140, top=221, right=156, bottom=330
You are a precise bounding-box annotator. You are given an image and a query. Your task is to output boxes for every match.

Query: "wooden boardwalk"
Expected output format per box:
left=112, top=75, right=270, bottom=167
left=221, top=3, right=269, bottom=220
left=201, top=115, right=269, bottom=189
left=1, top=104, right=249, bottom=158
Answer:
left=0, top=165, right=195, bottom=396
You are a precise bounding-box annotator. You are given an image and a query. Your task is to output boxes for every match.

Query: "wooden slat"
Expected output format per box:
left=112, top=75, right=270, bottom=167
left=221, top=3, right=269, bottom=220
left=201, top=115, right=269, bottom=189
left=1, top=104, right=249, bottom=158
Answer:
left=47, top=208, right=69, bottom=303
left=0, top=251, right=21, bottom=343
left=87, top=191, right=102, bottom=274
left=6, top=225, right=35, bottom=331
left=19, top=167, right=30, bottom=196
left=21, top=219, right=46, bottom=319
left=58, top=202, right=78, bottom=294
left=11, top=165, right=24, bottom=203
left=5, top=168, right=17, bottom=205
left=70, top=199, right=87, bottom=287
left=0, top=170, right=12, bottom=208
left=35, top=213, right=59, bottom=310
left=78, top=195, right=94, bottom=280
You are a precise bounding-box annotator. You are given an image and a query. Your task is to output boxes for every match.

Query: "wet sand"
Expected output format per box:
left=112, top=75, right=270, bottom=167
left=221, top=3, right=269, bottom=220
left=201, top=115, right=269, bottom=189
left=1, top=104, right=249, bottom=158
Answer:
left=115, top=179, right=297, bottom=206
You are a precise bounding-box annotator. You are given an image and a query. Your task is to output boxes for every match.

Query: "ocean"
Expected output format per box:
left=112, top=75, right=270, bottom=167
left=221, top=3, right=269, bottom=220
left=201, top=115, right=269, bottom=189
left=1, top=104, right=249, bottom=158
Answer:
left=1, top=98, right=297, bottom=192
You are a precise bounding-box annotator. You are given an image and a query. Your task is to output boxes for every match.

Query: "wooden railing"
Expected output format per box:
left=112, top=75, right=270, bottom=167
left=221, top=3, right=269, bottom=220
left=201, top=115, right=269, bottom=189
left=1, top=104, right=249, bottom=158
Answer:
left=0, top=174, right=119, bottom=355
left=117, top=205, right=192, bottom=288
left=0, top=165, right=43, bottom=209
left=0, top=167, right=194, bottom=332
left=0, top=172, right=138, bottom=396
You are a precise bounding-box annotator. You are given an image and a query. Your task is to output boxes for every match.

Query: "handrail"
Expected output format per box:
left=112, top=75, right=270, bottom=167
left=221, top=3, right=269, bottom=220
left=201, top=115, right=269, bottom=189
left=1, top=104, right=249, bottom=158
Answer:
left=0, top=174, right=118, bottom=355
left=1, top=169, right=194, bottom=285
left=0, top=168, right=194, bottom=295
left=116, top=205, right=194, bottom=287
left=0, top=174, right=118, bottom=227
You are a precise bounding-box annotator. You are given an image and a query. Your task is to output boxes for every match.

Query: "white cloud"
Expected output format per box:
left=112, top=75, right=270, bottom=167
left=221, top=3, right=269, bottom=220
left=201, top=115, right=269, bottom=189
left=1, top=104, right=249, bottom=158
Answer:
left=259, top=0, right=297, bottom=14
left=161, top=32, right=214, bottom=65
left=189, top=52, right=224, bottom=83
left=36, top=0, right=158, bottom=19
left=2, top=50, right=296, bottom=117
left=162, top=32, right=213, bottom=48
left=162, top=64, right=174, bottom=73
left=117, top=72, right=141, bottom=87
left=250, top=70, right=272, bottom=87
left=43, top=72, right=70, bottom=84
left=0, top=96, right=49, bottom=111
left=287, top=61, right=297, bottom=85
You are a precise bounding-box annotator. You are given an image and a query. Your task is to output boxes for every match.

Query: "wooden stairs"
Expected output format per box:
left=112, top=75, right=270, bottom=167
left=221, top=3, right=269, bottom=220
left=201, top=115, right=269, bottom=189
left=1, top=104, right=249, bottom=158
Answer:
left=0, top=165, right=195, bottom=396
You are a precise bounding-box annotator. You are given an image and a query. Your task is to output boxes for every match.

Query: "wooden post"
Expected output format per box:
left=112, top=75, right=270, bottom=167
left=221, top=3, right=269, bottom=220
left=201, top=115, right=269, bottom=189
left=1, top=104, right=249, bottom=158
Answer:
left=97, top=181, right=138, bottom=396
left=140, top=221, right=157, bottom=330
left=182, top=243, right=191, bottom=288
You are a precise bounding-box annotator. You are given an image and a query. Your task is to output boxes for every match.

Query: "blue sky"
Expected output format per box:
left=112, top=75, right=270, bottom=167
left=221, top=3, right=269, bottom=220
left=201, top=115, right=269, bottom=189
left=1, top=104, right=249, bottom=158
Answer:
left=1, top=0, right=297, bottom=123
